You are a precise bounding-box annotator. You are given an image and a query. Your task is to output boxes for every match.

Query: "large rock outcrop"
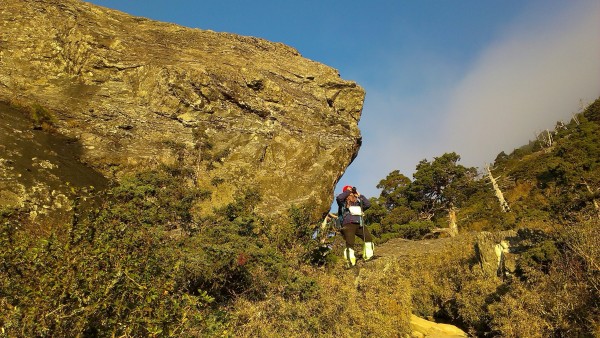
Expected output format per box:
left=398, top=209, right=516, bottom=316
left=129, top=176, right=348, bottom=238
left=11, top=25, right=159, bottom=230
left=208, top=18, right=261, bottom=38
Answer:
left=0, top=0, right=365, bottom=216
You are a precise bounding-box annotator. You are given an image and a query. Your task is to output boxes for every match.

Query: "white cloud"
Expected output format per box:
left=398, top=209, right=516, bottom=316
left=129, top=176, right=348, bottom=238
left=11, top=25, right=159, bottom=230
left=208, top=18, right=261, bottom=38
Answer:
left=441, top=1, right=600, bottom=168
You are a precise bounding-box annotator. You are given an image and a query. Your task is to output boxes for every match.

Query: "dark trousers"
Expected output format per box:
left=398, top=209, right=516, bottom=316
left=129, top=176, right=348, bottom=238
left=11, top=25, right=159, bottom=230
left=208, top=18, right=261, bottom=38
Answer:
left=341, top=222, right=372, bottom=247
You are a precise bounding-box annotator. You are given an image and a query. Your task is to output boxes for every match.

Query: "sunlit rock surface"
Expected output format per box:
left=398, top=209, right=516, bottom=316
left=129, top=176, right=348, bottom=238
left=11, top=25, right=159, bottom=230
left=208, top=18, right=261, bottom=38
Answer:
left=0, top=0, right=365, bottom=216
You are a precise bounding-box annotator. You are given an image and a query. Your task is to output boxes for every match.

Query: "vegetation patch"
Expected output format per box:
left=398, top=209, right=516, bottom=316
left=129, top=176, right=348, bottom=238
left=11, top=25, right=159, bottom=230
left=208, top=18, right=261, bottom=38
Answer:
left=2, top=98, right=599, bottom=336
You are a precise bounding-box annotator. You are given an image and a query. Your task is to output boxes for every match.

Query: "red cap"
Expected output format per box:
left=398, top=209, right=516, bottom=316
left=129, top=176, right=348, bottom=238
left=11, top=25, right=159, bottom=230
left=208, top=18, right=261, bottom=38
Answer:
left=342, top=185, right=353, bottom=192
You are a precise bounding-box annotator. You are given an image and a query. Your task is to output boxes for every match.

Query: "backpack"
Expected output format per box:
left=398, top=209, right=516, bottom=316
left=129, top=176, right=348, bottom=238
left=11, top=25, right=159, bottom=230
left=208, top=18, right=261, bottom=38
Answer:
left=336, top=204, right=345, bottom=229
left=337, top=194, right=364, bottom=227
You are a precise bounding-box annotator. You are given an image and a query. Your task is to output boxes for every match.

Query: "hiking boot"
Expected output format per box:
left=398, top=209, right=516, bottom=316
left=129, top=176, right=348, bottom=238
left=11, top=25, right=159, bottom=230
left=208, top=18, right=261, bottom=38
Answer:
left=344, top=247, right=356, bottom=267
left=363, top=242, right=374, bottom=261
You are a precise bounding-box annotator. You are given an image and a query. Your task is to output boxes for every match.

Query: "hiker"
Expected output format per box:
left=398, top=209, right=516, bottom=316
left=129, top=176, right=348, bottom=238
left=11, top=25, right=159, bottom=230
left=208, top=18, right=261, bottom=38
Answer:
left=336, top=185, right=374, bottom=267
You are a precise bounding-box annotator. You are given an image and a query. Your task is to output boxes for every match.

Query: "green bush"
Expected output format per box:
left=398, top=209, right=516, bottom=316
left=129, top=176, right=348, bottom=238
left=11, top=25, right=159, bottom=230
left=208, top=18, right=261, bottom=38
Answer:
left=377, top=232, right=402, bottom=244
left=489, top=220, right=600, bottom=337
left=0, top=167, right=307, bottom=336
left=0, top=206, right=218, bottom=337
left=517, top=240, right=560, bottom=277
left=392, top=221, right=435, bottom=239
left=5, top=99, right=57, bottom=130
left=108, top=166, right=210, bottom=232
left=30, top=103, right=57, bottom=129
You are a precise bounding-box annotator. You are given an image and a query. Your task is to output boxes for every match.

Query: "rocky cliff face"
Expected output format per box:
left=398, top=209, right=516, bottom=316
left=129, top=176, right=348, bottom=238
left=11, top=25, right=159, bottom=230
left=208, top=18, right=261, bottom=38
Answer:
left=0, top=0, right=365, bottom=216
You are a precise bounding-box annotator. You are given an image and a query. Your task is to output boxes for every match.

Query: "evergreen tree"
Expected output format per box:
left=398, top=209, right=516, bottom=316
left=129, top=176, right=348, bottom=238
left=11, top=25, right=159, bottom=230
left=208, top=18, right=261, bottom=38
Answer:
left=376, top=169, right=411, bottom=210
left=408, top=152, right=477, bottom=226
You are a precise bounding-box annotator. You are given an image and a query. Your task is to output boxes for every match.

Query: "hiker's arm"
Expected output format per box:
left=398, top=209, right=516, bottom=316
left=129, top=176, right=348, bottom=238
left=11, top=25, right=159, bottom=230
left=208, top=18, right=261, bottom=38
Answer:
left=336, top=190, right=351, bottom=206
left=360, top=195, right=371, bottom=209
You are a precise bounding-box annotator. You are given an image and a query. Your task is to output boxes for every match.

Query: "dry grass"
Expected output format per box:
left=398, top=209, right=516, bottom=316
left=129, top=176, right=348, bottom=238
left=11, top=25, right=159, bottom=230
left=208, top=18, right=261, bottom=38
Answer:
left=388, top=234, right=502, bottom=335
left=229, top=260, right=412, bottom=337
left=488, top=219, right=600, bottom=337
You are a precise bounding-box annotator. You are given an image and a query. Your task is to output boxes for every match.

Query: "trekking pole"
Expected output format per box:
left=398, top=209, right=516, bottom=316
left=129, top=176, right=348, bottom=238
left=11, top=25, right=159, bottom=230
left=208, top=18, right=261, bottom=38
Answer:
left=362, top=215, right=365, bottom=240
left=359, top=197, right=366, bottom=257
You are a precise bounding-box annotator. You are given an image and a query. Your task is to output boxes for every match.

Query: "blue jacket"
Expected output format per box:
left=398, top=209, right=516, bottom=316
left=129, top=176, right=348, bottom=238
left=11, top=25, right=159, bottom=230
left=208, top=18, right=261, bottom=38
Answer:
left=336, top=190, right=371, bottom=225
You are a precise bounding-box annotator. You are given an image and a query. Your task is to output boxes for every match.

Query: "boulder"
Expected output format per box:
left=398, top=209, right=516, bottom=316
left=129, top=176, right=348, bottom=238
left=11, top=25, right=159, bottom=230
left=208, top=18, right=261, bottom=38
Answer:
left=474, top=230, right=518, bottom=278
left=0, top=0, right=365, bottom=217
left=409, top=314, right=468, bottom=337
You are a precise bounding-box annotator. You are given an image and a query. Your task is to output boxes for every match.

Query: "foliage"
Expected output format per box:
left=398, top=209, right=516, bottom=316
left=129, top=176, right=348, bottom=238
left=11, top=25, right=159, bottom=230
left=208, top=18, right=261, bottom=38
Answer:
left=392, top=233, right=499, bottom=335
left=367, top=97, right=600, bottom=337
left=3, top=97, right=600, bottom=337
left=393, top=216, right=599, bottom=337
left=372, top=97, right=600, bottom=235
left=517, top=239, right=560, bottom=276
left=408, top=152, right=478, bottom=219
left=368, top=152, right=478, bottom=241
left=488, top=219, right=599, bottom=337
left=457, top=179, right=517, bottom=231
left=482, top=97, right=600, bottom=228
left=391, top=221, right=435, bottom=239
left=376, top=169, right=412, bottom=211
left=0, top=166, right=317, bottom=337
left=0, top=203, right=217, bottom=337
left=368, top=220, right=434, bottom=242
left=108, top=166, right=210, bottom=232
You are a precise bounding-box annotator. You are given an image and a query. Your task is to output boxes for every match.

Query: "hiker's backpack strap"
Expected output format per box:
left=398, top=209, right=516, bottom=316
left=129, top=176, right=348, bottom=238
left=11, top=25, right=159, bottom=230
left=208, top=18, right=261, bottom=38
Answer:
left=338, top=204, right=346, bottom=222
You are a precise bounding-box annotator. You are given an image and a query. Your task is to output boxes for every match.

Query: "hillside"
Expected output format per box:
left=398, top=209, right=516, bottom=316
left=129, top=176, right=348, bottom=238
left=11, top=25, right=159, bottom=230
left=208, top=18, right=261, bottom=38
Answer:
left=2, top=100, right=597, bottom=337
left=361, top=97, right=600, bottom=337
left=1, top=0, right=598, bottom=336
left=459, top=97, right=600, bottom=233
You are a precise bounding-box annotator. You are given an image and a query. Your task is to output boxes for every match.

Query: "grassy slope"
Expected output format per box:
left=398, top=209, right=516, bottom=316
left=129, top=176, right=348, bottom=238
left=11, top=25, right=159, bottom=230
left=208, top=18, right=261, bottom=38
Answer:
left=1, top=99, right=598, bottom=337
left=391, top=97, right=600, bottom=337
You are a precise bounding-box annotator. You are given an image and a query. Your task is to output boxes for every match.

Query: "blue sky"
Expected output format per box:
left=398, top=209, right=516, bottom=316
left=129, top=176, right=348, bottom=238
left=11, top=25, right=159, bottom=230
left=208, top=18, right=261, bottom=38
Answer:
left=88, top=0, right=600, bottom=200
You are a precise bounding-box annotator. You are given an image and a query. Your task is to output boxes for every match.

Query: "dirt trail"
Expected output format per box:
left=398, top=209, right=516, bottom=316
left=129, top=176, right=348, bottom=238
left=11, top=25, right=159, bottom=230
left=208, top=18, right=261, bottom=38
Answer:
left=376, top=236, right=459, bottom=259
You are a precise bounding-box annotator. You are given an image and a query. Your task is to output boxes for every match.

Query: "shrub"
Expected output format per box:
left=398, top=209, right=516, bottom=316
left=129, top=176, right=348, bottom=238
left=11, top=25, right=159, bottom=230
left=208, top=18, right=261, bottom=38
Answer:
left=6, top=99, right=57, bottom=131
left=392, top=221, right=435, bottom=239
left=0, top=205, right=219, bottom=337
left=229, top=260, right=412, bottom=337
left=0, top=167, right=289, bottom=336
left=517, top=239, right=560, bottom=276
left=108, top=166, right=210, bottom=232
